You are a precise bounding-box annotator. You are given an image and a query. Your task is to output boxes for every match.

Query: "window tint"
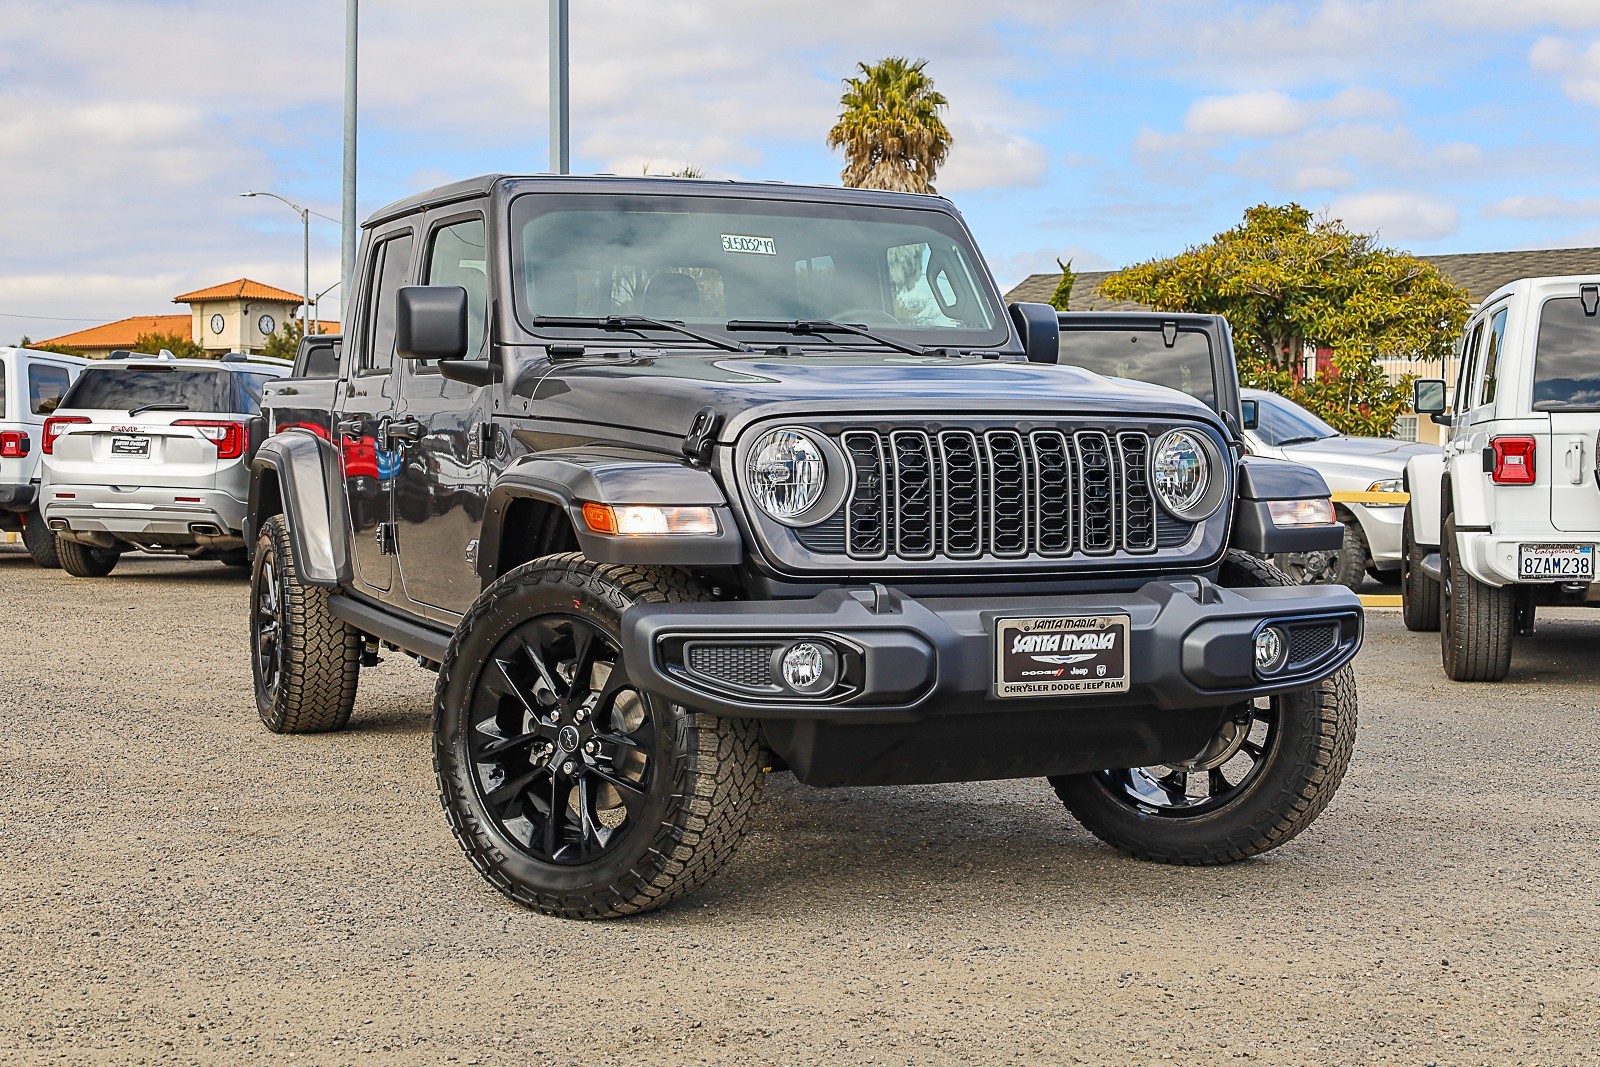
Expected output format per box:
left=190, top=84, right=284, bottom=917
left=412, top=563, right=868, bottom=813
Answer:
left=1532, top=296, right=1600, bottom=411
left=1058, top=329, right=1216, bottom=407
left=1480, top=307, right=1508, bottom=406
left=29, top=363, right=71, bottom=415
left=298, top=340, right=340, bottom=378
left=1252, top=394, right=1339, bottom=446
left=424, top=218, right=488, bottom=362
left=363, top=233, right=414, bottom=373
left=63, top=367, right=231, bottom=412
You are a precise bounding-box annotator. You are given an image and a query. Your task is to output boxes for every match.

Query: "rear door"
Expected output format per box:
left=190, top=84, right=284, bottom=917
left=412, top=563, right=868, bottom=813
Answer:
left=1538, top=292, right=1600, bottom=531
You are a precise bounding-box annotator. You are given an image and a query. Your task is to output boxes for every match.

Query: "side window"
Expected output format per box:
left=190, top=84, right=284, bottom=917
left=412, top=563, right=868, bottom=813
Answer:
left=28, top=363, right=72, bottom=415
left=362, top=232, right=415, bottom=374
left=1455, top=320, right=1484, bottom=413
left=423, top=218, right=488, bottom=362
left=1480, top=307, right=1508, bottom=406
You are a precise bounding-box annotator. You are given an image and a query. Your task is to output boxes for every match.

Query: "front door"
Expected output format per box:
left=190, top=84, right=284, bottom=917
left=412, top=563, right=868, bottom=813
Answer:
left=337, top=227, right=415, bottom=594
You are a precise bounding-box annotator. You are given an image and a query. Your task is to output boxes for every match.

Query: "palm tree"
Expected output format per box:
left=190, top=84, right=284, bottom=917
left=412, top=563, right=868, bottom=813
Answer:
left=827, top=57, right=952, bottom=194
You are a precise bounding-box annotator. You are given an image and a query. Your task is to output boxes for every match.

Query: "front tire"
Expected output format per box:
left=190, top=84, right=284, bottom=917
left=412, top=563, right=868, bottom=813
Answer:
left=1440, top=514, right=1513, bottom=681
left=251, top=515, right=362, bottom=732
left=1273, top=518, right=1367, bottom=591
left=1050, top=551, right=1357, bottom=864
left=433, top=553, right=765, bottom=919
left=19, top=509, right=60, bottom=568
left=1401, top=506, right=1441, bottom=632
left=57, top=537, right=120, bottom=577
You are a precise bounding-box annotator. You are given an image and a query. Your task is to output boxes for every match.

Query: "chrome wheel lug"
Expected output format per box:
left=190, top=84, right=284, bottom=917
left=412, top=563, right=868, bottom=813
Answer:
left=561, top=761, right=576, bottom=775
left=583, top=741, right=596, bottom=755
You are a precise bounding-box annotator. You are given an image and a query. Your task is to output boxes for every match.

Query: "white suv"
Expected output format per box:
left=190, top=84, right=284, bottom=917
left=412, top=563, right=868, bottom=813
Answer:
left=1403, top=273, right=1600, bottom=680
left=0, top=347, right=88, bottom=566
left=40, top=353, right=289, bottom=577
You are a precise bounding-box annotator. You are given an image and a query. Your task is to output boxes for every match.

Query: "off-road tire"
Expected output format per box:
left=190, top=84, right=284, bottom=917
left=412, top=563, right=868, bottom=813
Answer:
left=1050, top=550, right=1358, bottom=864
left=434, top=553, right=765, bottom=919
left=1273, top=518, right=1367, bottom=591
left=19, top=509, right=60, bottom=568
left=57, top=537, right=120, bottom=577
left=251, top=515, right=362, bottom=732
left=1440, top=514, right=1514, bottom=682
left=1401, top=506, right=1441, bottom=632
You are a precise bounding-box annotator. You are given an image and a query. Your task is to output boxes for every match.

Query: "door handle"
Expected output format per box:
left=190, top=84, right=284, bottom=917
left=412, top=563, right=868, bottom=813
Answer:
left=383, top=418, right=425, bottom=446
left=1566, top=439, right=1585, bottom=484
left=335, top=417, right=365, bottom=437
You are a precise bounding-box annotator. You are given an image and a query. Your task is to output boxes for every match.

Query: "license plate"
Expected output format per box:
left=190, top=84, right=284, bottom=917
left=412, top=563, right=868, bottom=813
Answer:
left=1518, top=543, right=1594, bottom=580
left=995, top=614, right=1131, bottom=697
left=111, top=435, right=149, bottom=457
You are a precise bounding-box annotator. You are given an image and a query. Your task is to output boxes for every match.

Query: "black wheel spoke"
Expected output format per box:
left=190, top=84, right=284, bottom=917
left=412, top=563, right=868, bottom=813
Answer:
left=485, top=767, right=541, bottom=815
left=481, top=731, right=543, bottom=759
left=1102, top=698, right=1281, bottom=817
left=543, top=775, right=566, bottom=858
left=517, top=630, right=566, bottom=710
left=589, top=765, right=647, bottom=811
left=569, top=627, right=600, bottom=697
left=1208, top=767, right=1232, bottom=796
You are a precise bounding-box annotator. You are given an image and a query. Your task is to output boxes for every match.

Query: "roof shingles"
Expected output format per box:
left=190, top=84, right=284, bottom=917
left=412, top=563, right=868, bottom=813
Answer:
left=171, top=278, right=305, bottom=304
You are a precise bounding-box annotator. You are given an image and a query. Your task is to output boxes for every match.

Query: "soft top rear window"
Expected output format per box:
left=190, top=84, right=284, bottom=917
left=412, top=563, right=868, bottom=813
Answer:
left=1058, top=328, right=1216, bottom=407
left=62, top=366, right=234, bottom=413
left=1532, top=296, right=1600, bottom=411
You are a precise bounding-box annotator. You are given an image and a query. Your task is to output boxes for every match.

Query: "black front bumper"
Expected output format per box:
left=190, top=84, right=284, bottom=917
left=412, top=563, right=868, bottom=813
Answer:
left=622, top=578, right=1362, bottom=787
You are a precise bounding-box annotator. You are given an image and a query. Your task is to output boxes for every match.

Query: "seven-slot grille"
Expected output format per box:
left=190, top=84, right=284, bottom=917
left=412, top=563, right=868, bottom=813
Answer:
left=824, top=425, right=1170, bottom=562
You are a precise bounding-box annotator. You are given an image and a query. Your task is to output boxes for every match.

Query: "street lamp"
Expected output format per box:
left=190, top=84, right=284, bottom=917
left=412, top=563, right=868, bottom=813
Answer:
left=312, top=280, right=340, bottom=335
left=241, top=191, right=310, bottom=337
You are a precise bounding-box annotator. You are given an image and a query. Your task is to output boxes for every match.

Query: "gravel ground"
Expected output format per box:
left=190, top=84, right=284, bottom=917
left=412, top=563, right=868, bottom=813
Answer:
left=3, top=548, right=1598, bottom=1066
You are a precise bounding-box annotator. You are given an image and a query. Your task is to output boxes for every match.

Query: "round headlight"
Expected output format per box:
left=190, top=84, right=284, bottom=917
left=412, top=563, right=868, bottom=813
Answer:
left=1151, top=429, right=1220, bottom=520
left=747, top=427, right=830, bottom=523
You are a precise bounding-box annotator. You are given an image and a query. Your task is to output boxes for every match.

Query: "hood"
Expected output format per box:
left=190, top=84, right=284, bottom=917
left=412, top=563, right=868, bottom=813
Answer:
left=1280, top=435, right=1437, bottom=472
left=515, top=349, right=1225, bottom=440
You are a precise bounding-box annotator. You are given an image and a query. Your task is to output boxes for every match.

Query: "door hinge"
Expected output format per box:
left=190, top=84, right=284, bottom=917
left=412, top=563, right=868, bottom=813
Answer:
left=376, top=522, right=398, bottom=555
left=470, top=421, right=495, bottom=461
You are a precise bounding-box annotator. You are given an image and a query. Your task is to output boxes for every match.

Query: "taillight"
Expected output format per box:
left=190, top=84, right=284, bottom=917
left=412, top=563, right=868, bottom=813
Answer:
left=176, top=420, right=247, bottom=459
left=42, top=416, right=89, bottom=454
left=1490, top=436, right=1537, bottom=485
left=0, top=431, right=29, bottom=458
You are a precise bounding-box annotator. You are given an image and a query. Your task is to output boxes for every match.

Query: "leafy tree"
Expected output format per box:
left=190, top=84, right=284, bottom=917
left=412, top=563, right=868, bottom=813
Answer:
left=17, top=335, right=84, bottom=356
left=132, top=331, right=207, bottom=359
left=1100, top=203, right=1470, bottom=436
left=827, top=57, right=952, bottom=194
left=260, top=318, right=305, bottom=362
left=1048, top=258, right=1077, bottom=311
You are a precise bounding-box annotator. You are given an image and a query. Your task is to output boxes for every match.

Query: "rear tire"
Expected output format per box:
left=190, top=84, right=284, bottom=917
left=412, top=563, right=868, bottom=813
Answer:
left=1440, top=514, right=1514, bottom=681
left=19, top=509, right=60, bottom=568
left=57, top=537, right=120, bottom=577
left=1401, top=506, right=1441, bottom=632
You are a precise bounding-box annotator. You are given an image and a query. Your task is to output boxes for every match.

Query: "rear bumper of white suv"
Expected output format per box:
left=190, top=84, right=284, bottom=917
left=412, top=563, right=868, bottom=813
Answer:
left=42, top=484, right=247, bottom=546
left=1456, top=529, right=1598, bottom=588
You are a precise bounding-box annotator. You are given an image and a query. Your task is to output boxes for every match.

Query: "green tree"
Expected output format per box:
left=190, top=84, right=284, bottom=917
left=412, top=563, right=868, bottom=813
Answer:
left=132, top=331, right=207, bottom=359
left=827, top=57, right=952, bottom=194
left=260, top=318, right=305, bottom=362
left=1048, top=257, right=1077, bottom=311
left=17, top=335, right=85, bottom=356
left=1100, top=203, right=1470, bottom=436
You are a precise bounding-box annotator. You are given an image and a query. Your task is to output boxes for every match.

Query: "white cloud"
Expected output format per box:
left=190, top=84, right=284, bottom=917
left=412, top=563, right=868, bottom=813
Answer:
left=1529, top=35, right=1600, bottom=105
left=1186, top=92, right=1310, bottom=138
left=1483, top=194, right=1600, bottom=219
left=1328, top=191, right=1460, bottom=241
left=937, top=120, right=1050, bottom=192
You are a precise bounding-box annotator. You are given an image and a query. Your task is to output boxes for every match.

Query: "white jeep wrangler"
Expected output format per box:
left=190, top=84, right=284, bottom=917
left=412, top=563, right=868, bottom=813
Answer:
left=1403, top=274, right=1600, bottom=681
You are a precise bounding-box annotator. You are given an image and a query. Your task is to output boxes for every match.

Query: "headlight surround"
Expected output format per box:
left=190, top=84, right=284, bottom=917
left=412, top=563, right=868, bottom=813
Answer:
left=745, top=426, right=842, bottom=526
left=1366, top=477, right=1406, bottom=507
left=1150, top=428, right=1225, bottom=521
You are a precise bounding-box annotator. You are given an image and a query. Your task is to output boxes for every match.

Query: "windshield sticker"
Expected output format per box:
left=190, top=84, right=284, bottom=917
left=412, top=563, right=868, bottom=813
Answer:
left=720, top=233, right=776, bottom=256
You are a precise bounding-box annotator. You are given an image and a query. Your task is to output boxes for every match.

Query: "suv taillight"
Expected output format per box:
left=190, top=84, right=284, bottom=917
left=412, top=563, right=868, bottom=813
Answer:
left=176, top=419, right=247, bottom=459
left=1490, top=436, right=1537, bottom=485
left=0, top=431, right=29, bottom=458
left=41, top=416, right=89, bottom=454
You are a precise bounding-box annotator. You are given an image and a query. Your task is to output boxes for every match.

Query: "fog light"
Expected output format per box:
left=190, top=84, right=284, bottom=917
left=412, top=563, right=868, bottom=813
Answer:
left=776, top=641, right=837, bottom=696
left=1254, top=626, right=1288, bottom=675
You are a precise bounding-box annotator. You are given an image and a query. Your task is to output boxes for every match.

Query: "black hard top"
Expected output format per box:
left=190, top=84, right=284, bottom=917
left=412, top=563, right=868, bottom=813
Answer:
left=363, top=174, right=956, bottom=230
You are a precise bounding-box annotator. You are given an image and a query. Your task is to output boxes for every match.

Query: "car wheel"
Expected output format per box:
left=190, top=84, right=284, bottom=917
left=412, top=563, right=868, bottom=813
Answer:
left=1440, top=514, right=1513, bottom=682
left=433, top=552, right=765, bottom=919
left=1272, top=519, right=1367, bottom=591
left=19, top=509, right=60, bottom=568
left=251, top=515, right=362, bottom=732
left=1401, top=506, right=1441, bottom=632
left=57, top=537, right=120, bottom=578
left=1050, top=550, right=1357, bottom=864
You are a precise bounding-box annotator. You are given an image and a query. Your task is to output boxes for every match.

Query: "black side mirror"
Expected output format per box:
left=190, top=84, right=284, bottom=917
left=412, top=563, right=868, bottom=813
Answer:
left=1240, top=398, right=1259, bottom=430
left=1414, top=378, right=1447, bottom=415
left=396, top=286, right=468, bottom=361
left=1007, top=302, right=1059, bottom=364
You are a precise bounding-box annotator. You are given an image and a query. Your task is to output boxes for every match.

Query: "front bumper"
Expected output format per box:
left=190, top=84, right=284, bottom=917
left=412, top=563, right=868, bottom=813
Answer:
left=1351, top=501, right=1405, bottom=567
left=42, top=483, right=247, bottom=544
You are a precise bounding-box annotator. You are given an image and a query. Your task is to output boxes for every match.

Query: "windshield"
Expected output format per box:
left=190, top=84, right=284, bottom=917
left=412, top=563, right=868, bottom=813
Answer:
left=509, top=192, right=1006, bottom=348
left=62, top=366, right=233, bottom=413
left=1058, top=328, right=1216, bottom=407
left=1532, top=295, right=1600, bottom=411
left=1252, top=393, right=1339, bottom=445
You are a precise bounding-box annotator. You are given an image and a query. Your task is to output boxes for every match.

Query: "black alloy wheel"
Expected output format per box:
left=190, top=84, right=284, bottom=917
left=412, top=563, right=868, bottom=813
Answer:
left=1096, top=696, right=1278, bottom=817
left=253, top=550, right=285, bottom=704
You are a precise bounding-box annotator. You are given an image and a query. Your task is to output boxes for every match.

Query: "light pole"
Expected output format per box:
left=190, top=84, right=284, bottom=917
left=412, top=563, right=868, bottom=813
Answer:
left=550, top=0, right=568, bottom=173
left=312, top=280, right=340, bottom=335
left=343, top=0, right=359, bottom=302
left=241, top=191, right=310, bottom=336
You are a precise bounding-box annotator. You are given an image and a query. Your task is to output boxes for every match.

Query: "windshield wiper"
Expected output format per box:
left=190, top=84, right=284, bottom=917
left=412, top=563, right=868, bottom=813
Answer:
left=128, top=402, right=189, bottom=416
left=1275, top=435, right=1328, bottom=446
left=724, top=319, right=929, bottom=357
left=530, top=315, right=751, bottom=353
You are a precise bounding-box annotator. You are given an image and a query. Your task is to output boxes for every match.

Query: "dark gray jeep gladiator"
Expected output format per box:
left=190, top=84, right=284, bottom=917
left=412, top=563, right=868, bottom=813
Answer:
left=248, top=174, right=1362, bottom=919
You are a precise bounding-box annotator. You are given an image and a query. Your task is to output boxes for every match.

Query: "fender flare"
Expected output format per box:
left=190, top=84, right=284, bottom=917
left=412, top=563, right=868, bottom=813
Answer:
left=479, top=449, right=742, bottom=584
left=248, top=431, right=353, bottom=586
left=1403, top=453, right=1446, bottom=548
left=1229, top=456, right=1344, bottom=555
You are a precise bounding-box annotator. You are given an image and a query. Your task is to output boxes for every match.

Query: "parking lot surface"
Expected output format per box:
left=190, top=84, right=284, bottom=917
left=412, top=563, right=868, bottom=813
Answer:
left=3, top=549, right=1598, bottom=1065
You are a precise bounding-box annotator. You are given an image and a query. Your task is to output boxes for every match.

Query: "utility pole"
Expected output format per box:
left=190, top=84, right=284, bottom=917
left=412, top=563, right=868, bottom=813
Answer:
left=342, top=0, right=359, bottom=306
left=240, top=192, right=310, bottom=336
left=549, top=0, right=569, bottom=174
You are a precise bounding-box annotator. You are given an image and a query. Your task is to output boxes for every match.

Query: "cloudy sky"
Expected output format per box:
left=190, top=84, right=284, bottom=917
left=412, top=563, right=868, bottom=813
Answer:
left=3, top=0, right=1599, bottom=338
